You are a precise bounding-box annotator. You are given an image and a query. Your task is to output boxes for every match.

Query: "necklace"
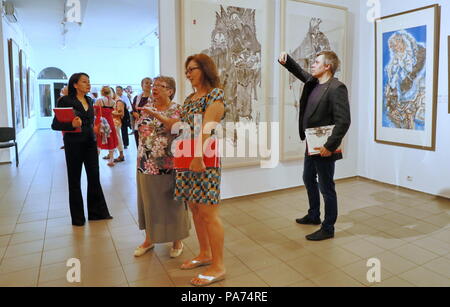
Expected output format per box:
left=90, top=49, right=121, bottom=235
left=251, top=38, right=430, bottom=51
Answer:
left=77, top=96, right=89, bottom=111
left=155, top=101, right=170, bottom=111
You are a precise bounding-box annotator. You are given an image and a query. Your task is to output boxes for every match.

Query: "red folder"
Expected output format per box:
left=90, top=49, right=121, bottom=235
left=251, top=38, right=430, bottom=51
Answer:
left=173, top=138, right=220, bottom=170
left=54, top=108, right=81, bottom=133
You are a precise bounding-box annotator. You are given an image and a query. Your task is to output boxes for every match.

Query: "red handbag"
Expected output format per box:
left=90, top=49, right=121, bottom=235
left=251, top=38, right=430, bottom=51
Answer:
left=173, top=138, right=220, bottom=170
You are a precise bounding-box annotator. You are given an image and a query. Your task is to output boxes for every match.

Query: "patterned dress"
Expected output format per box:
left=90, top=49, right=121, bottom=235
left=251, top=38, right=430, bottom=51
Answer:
left=174, top=88, right=225, bottom=205
left=137, top=102, right=181, bottom=175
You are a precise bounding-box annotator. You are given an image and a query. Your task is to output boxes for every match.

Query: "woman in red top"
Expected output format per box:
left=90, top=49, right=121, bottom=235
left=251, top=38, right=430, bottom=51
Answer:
left=95, top=86, right=119, bottom=167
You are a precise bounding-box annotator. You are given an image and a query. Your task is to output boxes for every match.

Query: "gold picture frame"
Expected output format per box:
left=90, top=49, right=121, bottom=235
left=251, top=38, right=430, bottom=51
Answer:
left=8, top=39, right=23, bottom=133
left=19, top=49, right=29, bottom=125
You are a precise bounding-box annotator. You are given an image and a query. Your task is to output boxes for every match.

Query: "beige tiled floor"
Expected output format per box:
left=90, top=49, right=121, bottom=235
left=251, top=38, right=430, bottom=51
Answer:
left=0, top=130, right=449, bottom=287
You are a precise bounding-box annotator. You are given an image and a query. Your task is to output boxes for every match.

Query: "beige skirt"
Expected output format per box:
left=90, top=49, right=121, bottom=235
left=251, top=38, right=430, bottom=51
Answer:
left=137, top=171, right=191, bottom=243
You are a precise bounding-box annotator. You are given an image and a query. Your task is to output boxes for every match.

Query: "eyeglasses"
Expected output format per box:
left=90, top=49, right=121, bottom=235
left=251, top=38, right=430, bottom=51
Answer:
left=185, top=67, right=200, bottom=75
left=153, top=84, right=170, bottom=90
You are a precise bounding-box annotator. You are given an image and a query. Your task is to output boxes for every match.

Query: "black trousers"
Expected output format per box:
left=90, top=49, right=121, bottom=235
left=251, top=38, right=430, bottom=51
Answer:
left=64, top=137, right=111, bottom=225
left=303, top=156, right=337, bottom=233
left=134, top=130, right=139, bottom=148
left=121, top=109, right=130, bottom=148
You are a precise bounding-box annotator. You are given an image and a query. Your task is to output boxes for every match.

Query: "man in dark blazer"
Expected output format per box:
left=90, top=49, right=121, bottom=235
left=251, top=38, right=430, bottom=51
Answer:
left=279, top=51, right=351, bottom=241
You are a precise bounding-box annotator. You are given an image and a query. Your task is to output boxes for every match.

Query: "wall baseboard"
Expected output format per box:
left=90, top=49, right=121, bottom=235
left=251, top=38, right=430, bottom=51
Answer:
left=223, top=175, right=359, bottom=202
left=224, top=175, right=450, bottom=202
left=355, top=176, right=450, bottom=201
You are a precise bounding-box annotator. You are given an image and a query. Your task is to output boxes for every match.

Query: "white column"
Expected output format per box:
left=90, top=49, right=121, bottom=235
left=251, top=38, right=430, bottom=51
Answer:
left=158, top=0, right=182, bottom=103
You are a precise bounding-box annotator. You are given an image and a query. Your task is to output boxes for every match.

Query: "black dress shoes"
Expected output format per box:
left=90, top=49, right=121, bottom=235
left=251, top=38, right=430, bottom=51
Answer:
left=306, top=229, right=335, bottom=241
left=73, top=216, right=113, bottom=226
left=88, top=216, right=114, bottom=221
left=296, top=215, right=322, bottom=225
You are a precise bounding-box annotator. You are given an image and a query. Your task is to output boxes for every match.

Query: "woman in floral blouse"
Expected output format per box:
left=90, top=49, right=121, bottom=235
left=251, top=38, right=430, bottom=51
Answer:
left=134, top=76, right=190, bottom=258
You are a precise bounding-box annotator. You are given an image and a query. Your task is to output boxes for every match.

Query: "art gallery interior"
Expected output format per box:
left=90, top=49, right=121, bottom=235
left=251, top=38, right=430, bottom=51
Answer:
left=0, top=0, right=448, bottom=288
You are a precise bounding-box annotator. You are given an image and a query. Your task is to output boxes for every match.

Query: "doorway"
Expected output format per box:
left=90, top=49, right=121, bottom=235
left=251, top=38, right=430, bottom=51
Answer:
left=37, top=80, right=67, bottom=129
left=36, top=67, right=67, bottom=129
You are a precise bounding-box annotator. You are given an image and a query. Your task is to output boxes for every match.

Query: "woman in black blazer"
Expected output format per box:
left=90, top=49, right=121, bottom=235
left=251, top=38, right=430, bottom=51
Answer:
left=51, top=73, right=113, bottom=226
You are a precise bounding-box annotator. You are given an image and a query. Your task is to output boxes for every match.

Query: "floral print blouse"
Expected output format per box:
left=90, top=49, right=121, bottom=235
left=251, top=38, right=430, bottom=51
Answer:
left=137, top=102, right=181, bottom=175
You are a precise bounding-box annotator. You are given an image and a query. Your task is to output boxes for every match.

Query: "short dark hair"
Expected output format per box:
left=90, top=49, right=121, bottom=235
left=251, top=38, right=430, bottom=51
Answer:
left=68, top=73, right=90, bottom=97
left=141, top=77, right=152, bottom=88
left=116, top=86, right=123, bottom=90
left=316, top=51, right=340, bottom=76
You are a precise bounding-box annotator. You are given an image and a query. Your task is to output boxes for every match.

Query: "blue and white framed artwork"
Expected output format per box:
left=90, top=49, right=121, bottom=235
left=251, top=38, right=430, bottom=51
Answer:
left=375, top=5, right=440, bottom=151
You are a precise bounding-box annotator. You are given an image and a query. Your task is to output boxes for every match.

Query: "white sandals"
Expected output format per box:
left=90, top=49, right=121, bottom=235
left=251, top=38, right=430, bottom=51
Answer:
left=133, top=244, right=154, bottom=257
left=170, top=242, right=184, bottom=258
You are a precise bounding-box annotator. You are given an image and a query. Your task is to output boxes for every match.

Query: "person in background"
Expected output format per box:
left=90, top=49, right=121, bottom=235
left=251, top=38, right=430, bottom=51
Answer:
left=134, top=76, right=190, bottom=258
left=110, top=87, right=117, bottom=100
left=116, top=86, right=131, bottom=149
left=59, top=85, right=68, bottom=98
left=59, top=86, right=69, bottom=150
left=51, top=73, right=113, bottom=226
left=118, top=86, right=132, bottom=107
left=90, top=87, right=99, bottom=102
left=112, top=98, right=126, bottom=163
left=95, top=86, right=119, bottom=167
left=126, top=85, right=134, bottom=101
left=131, top=78, right=153, bottom=147
left=126, top=86, right=136, bottom=136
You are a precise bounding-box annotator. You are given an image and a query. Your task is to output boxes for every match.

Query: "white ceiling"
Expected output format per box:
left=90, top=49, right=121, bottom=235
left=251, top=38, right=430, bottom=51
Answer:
left=10, top=0, right=159, bottom=49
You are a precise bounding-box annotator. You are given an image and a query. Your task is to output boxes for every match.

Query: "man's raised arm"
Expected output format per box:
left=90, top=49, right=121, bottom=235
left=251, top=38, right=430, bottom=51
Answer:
left=278, top=52, right=313, bottom=83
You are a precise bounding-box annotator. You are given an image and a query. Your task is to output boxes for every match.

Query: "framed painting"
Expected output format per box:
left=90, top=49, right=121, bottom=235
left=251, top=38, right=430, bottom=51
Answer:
left=181, top=0, right=275, bottom=169
left=28, top=68, right=36, bottom=118
left=375, top=5, right=440, bottom=151
left=280, top=0, right=348, bottom=161
left=8, top=39, right=23, bottom=133
left=19, top=49, right=29, bottom=125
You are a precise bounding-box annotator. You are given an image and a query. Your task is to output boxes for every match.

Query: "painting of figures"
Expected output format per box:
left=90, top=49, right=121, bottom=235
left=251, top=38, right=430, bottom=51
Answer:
left=280, top=0, right=347, bottom=161
left=375, top=5, right=440, bottom=150
left=182, top=0, right=274, bottom=168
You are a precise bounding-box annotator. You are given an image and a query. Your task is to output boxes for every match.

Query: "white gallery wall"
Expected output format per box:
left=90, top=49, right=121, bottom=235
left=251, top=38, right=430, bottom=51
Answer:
left=1, top=0, right=448, bottom=200
left=160, top=0, right=361, bottom=199
left=357, top=0, right=450, bottom=198
left=0, top=11, right=158, bottom=164
left=33, top=45, right=158, bottom=86
left=0, top=16, right=36, bottom=164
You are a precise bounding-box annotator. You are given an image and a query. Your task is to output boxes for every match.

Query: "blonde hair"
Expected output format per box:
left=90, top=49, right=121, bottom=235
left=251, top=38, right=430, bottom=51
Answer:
left=101, top=86, right=112, bottom=97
